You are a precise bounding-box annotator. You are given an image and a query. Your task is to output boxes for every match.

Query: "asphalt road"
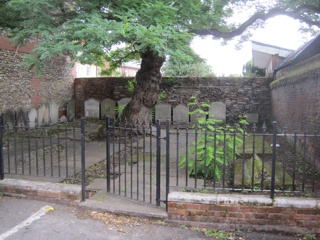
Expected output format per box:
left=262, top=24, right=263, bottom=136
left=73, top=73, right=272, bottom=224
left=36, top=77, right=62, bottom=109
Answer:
left=0, top=196, right=302, bottom=240
left=0, top=196, right=213, bottom=240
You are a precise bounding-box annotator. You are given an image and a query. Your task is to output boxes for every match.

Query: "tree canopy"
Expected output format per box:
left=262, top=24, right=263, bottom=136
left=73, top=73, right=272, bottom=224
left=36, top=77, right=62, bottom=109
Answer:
left=242, top=60, right=265, bottom=77
left=1, top=0, right=319, bottom=124
left=162, top=48, right=215, bottom=77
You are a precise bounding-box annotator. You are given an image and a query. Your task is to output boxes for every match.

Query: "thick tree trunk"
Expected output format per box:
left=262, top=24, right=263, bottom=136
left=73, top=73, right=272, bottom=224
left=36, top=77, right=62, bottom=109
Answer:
left=121, top=50, right=165, bottom=129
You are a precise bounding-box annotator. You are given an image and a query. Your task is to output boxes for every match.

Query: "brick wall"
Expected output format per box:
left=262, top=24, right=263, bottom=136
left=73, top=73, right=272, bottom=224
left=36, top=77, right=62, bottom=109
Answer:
left=0, top=35, right=73, bottom=114
left=168, top=192, right=320, bottom=235
left=74, top=77, right=272, bottom=124
left=271, top=54, right=320, bottom=130
left=271, top=53, right=320, bottom=166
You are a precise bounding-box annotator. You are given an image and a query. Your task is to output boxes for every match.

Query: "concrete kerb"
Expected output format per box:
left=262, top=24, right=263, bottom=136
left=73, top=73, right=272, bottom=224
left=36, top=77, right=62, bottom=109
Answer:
left=168, top=191, right=320, bottom=208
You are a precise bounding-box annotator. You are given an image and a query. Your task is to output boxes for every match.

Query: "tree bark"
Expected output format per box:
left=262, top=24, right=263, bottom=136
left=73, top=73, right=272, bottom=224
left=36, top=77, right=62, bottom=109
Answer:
left=121, top=49, right=165, bottom=130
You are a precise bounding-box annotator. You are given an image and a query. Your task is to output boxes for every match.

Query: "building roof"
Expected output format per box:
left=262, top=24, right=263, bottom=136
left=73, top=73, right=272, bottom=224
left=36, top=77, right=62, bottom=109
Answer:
left=252, top=41, right=294, bottom=69
left=274, top=34, right=320, bottom=71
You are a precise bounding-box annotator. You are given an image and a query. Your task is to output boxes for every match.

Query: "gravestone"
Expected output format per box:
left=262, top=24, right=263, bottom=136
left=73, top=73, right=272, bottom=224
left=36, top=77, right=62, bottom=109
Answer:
left=67, top=99, right=75, bottom=120
left=49, top=102, right=59, bottom=124
left=234, top=154, right=292, bottom=189
left=173, top=104, right=189, bottom=123
left=85, top=98, right=99, bottom=118
left=209, top=102, right=226, bottom=121
left=101, top=98, right=116, bottom=118
left=117, top=98, right=131, bottom=117
left=28, top=108, right=37, bottom=128
left=246, top=113, right=259, bottom=124
left=190, top=111, right=207, bottom=124
left=60, top=115, right=67, bottom=123
left=16, top=109, right=27, bottom=127
left=155, top=104, right=171, bottom=122
left=37, top=104, right=50, bottom=125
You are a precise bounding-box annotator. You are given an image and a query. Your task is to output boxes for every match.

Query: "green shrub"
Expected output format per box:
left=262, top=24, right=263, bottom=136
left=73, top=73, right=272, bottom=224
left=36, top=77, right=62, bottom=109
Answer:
left=179, top=96, right=247, bottom=180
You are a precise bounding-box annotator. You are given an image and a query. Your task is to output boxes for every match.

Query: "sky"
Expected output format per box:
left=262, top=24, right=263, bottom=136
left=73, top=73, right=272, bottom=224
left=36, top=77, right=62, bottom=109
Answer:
left=191, top=15, right=314, bottom=76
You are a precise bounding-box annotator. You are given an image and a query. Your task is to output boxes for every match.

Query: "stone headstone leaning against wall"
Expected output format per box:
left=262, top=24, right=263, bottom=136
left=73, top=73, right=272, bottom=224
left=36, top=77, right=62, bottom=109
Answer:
left=37, top=104, right=50, bottom=125
left=173, top=104, right=189, bottom=123
left=49, top=102, right=59, bottom=124
left=117, top=98, right=131, bottom=117
left=209, top=102, right=226, bottom=122
left=28, top=108, right=37, bottom=128
left=246, top=113, right=259, bottom=124
left=67, top=99, right=75, bottom=121
left=85, top=98, right=100, bottom=118
left=155, top=103, right=172, bottom=122
left=101, top=98, right=116, bottom=119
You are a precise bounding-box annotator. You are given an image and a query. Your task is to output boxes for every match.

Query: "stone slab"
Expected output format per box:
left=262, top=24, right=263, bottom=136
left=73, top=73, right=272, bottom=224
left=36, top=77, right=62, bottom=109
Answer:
left=101, top=98, right=116, bottom=118
left=85, top=98, right=99, bottom=118
left=28, top=108, right=37, bottom=128
left=246, top=113, right=259, bottom=123
left=37, top=104, right=50, bottom=125
left=49, top=102, right=59, bottom=124
left=155, top=104, right=171, bottom=122
left=209, top=102, right=226, bottom=121
left=173, top=104, right=189, bottom=123
left=67, top=99, right=75, bottom=121
left=117, top=98, right=131, bottom=117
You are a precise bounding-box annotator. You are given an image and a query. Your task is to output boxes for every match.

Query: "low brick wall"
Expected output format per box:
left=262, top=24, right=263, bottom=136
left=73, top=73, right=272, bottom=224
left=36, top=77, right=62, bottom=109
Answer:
left=168, top=192, right=320, bottom=235
left=0, top=178, right=82, bottom=203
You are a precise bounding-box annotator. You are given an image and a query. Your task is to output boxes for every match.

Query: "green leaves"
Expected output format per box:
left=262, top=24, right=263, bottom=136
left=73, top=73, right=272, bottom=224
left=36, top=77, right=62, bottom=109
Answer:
left=3, top=0, right=319, bottom=75
left=179, top=96, right=248, bottom=180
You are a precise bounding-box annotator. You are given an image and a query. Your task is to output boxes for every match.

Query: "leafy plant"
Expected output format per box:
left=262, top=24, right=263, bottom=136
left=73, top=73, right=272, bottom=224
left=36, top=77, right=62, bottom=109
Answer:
left=297, top=233, right=317, bottom=240
left=127, top=79, right=136, bottom=93
left=115, top=104, right=126, bottom=116
left=204, top=229, right=233, bottom=238
left=179, top=96, right=247, bottom=180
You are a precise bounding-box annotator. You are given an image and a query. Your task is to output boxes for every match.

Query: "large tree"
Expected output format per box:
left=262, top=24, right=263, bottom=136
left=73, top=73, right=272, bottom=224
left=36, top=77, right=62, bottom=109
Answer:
left=162, top=48, right=215, bottom=77
left=1, top=0, right=320, bottom=126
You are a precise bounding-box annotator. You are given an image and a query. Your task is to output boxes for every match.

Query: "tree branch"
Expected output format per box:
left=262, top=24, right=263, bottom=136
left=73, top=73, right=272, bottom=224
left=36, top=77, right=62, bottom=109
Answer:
left=192, top=4, right=320, bottom=38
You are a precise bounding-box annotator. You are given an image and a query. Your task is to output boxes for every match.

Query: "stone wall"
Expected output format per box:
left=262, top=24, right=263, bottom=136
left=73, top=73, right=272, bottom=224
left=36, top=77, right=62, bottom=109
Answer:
left=74, top=77, right=272, bottom=124
left=0, top=35, right=73, bottom=118
left=73, top=77, right=130, bottom=118
left=161, top=77, right=272, bottom=124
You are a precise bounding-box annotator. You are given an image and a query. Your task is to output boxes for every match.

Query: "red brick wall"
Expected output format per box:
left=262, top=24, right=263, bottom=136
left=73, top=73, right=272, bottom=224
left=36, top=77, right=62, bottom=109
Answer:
left=168, top=193, right=320, bottom=235
left=0, top=35, right=36, bottom=54
left=271, top=54, right=320, bottom=166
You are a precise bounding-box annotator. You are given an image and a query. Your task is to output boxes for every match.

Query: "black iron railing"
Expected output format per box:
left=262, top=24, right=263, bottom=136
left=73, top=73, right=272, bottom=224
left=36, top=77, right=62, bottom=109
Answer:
left=106, top=117, right=320, bottom=205
left=0, top=117, right=86, bottom=201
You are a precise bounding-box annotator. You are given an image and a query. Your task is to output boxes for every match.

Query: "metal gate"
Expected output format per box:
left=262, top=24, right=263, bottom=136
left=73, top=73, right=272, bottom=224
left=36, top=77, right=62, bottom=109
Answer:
left=106, top=118, right=170, bottom=206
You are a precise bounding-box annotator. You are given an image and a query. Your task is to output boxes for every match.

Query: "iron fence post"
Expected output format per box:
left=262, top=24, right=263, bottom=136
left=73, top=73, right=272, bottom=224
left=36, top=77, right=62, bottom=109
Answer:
left=81, top=117, right=86, bottom=201
left=156, top=119, right=161, bottom=206
left=0, top=116, right=4, bottom=180
left=106, top=117, right=111, bottom=193
left=165, top=119, right=170, bottom=211
left=270, top=121, right=277, bottom=199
